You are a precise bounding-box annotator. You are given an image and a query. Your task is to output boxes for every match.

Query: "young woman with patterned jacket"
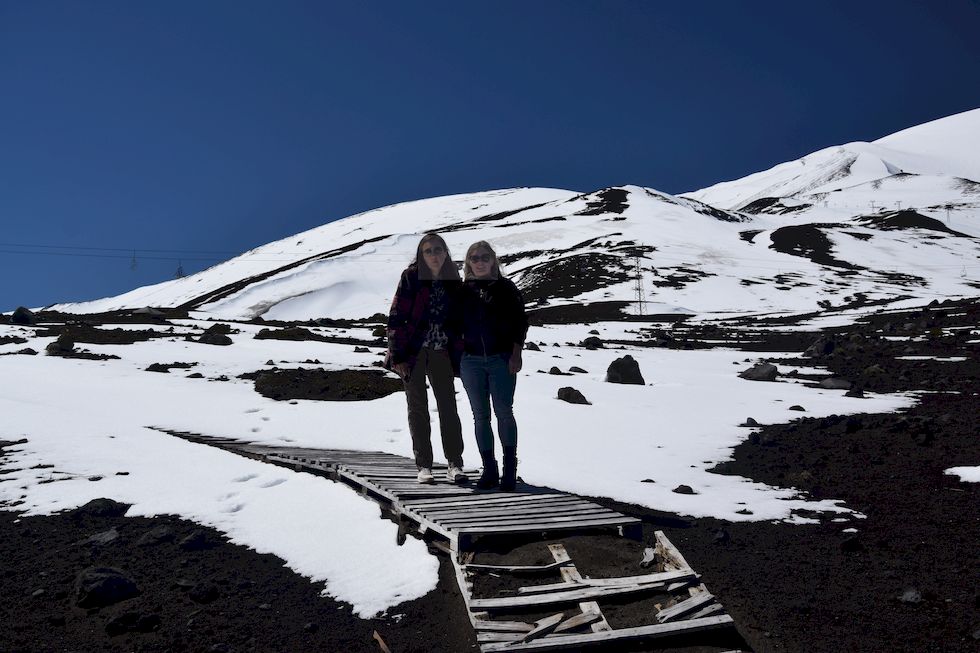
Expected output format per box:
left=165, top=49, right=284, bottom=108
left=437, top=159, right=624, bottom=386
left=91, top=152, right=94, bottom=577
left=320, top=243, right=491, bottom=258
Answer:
left=384, top=233, right=467, bottom=485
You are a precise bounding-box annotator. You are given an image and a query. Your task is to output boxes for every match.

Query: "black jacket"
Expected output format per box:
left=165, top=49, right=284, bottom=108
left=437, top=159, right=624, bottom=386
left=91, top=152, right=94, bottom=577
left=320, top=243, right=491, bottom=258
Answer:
left=457, top=277, right=529, bottom=357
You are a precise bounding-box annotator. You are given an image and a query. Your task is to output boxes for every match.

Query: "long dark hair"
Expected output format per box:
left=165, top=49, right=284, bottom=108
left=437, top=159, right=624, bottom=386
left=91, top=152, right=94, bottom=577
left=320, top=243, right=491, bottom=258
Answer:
left=415, top=233, right=461, bottom=281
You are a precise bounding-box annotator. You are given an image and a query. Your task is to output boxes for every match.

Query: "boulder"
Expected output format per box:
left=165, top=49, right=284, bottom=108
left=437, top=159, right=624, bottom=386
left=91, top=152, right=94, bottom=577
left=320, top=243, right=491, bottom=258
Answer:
left=605, top=355, right=644, bottom=385
left=75, top=567, right=139, bottom=608
left=354, top=346, right=370, bottom=353
left=73, top=498, right=130, bottom=519
left=204, top=323, right=233, bottom=334
left=581, top=336, right=603, bottom=350
left=198, top=333, right=232, bottom=346
left=525, top=342, right=541, bottom=352
left=738, top=362, right=778, bottom=382
left=45, top=333, right=75, bottom=356
left=372, top=325, right=387, bottom=338
left=672, top=485, right=696, bottom=495
left=137, top=525, right=175, bottom=547
left=18, top=348, right=38, bottom=356
left=11, top=306, right=36, bottom=325
left=557, top=387, right=590, bottom=405
left=569, top=366, right=588, bottom=373
left=819, top=377, right=852, bottom=390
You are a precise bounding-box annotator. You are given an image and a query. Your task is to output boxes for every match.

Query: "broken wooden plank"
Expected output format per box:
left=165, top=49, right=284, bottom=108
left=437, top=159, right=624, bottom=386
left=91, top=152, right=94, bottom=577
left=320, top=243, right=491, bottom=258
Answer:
left=473, top=620, right=534, bottom=633
left=548, top=543, right=612, bottom=634
left=520, top=613, right=565, bottom=643
left=653, top=530, right=694, bottom=572
left=686, top=602, right=726, bottom=620
left=656, top=592, right=716, bottom=623
left=479, top=615, right=735, bottom=652
left=516, top=568, right=694, bottom=594
left=552, top=610, right=601, bottom=634
left=464, top=560, right=570, bottom=574
left=470, top=580, right=666, bottom=610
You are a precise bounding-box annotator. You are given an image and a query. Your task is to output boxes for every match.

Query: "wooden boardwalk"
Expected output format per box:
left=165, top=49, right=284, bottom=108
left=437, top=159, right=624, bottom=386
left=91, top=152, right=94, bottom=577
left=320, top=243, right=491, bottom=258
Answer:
left=163, top=432, right=743, bottom=652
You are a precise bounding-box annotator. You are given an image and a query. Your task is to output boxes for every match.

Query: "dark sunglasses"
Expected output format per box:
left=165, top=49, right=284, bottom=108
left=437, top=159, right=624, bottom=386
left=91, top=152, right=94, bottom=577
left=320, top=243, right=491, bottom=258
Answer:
left=468, top=254, right=492, bottom=263
left=422, top=245, right=445, bottom=256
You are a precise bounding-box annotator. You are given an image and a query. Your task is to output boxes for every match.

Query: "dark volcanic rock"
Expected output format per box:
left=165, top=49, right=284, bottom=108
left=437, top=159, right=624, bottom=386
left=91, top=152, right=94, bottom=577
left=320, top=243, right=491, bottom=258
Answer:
left=179, top=530, right=216, bottom=552
left=45, top=333, right=75, bottom=355
left=525, top=342, right=540, bottom=351
left=738, top=362, right=779, bottom=381
left=75, top=567, right=139, bottom=608
left=73, top=498, right=130, bottom=519
left=250, top=368, right=402, bottom=402
left=557, top=387, right=590, bottom=405
left=79, top=528, right=120, bottom=547
left=581, top=336, right=604, bottom=350
left=788, top=405, right=806, bottom=412
left=819, top=377, right=852, bottom=390
left=605, top=355, right=644, bottom=384
left=137, top=525, right=175, bottom=547
left=569, top=366, right=588, bottom=373
left=105, top=611, right=161, bottom=635
left=11, top=306, right=37, bottom=325
left=198, top=333, right=233, bottom=346
left=672, top=484, right=696, bottom=495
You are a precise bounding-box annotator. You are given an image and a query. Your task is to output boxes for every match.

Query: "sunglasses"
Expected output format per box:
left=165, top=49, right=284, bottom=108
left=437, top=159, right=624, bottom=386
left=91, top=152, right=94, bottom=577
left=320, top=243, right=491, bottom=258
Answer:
left=422, top=245, right=445, bottom=256
left=468, top=254, right=493, bottom=263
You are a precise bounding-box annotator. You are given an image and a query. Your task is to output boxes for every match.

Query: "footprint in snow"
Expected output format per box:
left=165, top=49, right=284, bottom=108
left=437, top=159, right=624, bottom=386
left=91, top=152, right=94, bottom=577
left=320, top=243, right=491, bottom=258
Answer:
left=222, top=503, right=245, bottom=513
left=244, top=408, right=261, bottom=414
left=232, top=473, right=258, bottom=483
left=260, top=478, right=286, bottom=488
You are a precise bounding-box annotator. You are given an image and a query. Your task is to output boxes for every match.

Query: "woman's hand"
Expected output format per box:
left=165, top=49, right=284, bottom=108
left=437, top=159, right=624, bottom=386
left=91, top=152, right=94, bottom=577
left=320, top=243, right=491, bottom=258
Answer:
left=509, top=351, right=523, bottom=375
left=393, top=362, right=409, bottom=379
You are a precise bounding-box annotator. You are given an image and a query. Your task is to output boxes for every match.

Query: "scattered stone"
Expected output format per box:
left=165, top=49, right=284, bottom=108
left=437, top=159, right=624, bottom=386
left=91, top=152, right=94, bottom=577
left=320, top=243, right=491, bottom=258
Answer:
left=258, top=602, right=272, bottom=610
left=789, top=405, right=806, bottom=412
left=899, top=588, right=923, bottom=604
left=179, top=530, right=214, bottom=551
left=672, top=485, right=696, bottom=495
left=741, top=417, right=759, bottom=426
left=137, top=525, right=175, bottom=547
left=568, top=366, right=588, bottom=373
left=640, top=478, right=655, bottom=483
left=581, top=336, right=604, bottom=350
left=803, top=335, right=836, bottom=358
left=548, top=366, right=563, bottom=375
left=266, top=359, right=275, bottom=365
left=304, top=621, right=318, bottom=632
left=45, top=333, right=75, bottom=355
left=31, top=588, right=45, bottom=598
left=205, top=323, right=233, bottom=335
left=738, top=362, right=779, bottom=382
left=198, top=333, right=233, bottom=346
left=605, top=355, right=644, bottom=384
left=354, top=346, right=370, bottom=353
left=79, top=528, right=120, bottom=547
left=75, top=567, right=139, bottom=608
left=845, top=387, right=865, bottom=398
left=17, top=347, right=38, bottom=355
left=525, top=342, right=540, bottom=351
left=73, top=498, right=130, bottom=519
left=557, top=387, right=590, bottom=405
left=588, top=329, right=600, bottom=335
left=88, top=475, right=103, bottom=482
left=187, top=372, right=205, bottom=379
left=819, top=377, right=852, bottom=390
left=11, top=306, right=37, bottom=325
left=735, top=508, right=754, bottom=515
left=146, top=362, right=196, bottom=373
left=372, top=325, right=386, bottom=338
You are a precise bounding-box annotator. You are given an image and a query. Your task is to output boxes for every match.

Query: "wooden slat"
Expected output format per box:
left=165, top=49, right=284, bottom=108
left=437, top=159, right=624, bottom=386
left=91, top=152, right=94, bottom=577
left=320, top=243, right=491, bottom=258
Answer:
left=417, top=496, right=588, bottom=514
left=464, top=560, right=569, bottom=574
left=548, top=544, right=612, bottom=634
left=552, top=611, right=601, bottom=634
left=654, top=530, right=694, bottom=572
left=656, top=593, right=716, bottom=623
left=437, top=506, right=614, bottom=526
left=517, top=569, right=695, bottom=595
left=520, top=613, right=565, bottom=644
left=420, top=499, right=596, bottom=519
left=474, top=620, right=534, bottom=633
left=470, top=579, right=666, bottom=610
left=479, top=615, right=735, bottom=652
left=402, top=493, right=565, bottom=509
left=453, top=515, right=640, bottom=534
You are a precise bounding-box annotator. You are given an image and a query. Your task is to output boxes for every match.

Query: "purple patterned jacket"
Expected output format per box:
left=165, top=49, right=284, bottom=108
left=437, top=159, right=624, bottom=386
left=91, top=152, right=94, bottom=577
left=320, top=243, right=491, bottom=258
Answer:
left=383, top=264, right=464, bottom=377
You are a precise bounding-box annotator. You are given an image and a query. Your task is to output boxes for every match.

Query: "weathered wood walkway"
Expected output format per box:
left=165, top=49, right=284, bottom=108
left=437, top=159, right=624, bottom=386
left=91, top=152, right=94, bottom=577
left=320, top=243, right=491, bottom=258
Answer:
left=163, top=432, right=743, bottom=652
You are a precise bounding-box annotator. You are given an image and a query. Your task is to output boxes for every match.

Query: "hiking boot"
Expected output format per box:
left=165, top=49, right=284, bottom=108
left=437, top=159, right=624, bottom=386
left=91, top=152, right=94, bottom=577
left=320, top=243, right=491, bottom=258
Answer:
left=417, top=468, right=434, bottom=484
left=476, top=450, right=499, bottom=490
left=500, top=446, right=518, bottom=492
left=447, top=463, right=468, bottom=484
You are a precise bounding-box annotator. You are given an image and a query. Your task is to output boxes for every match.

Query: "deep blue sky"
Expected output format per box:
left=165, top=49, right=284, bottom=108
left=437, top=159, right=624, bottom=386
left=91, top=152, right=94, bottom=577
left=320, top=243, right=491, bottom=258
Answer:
left=2, top=0, right=979, bottom=311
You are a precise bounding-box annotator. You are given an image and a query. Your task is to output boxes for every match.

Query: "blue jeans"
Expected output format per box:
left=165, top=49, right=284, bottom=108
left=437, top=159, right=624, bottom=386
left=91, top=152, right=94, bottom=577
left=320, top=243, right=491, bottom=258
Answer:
left=460, top=353, right=517, bottom=455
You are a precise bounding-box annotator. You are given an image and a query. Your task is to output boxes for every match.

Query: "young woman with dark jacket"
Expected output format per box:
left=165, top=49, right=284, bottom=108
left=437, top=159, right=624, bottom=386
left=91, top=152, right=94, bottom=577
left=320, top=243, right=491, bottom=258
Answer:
left=457, top=240, right=529, bottom=491
left=384, top=233, right=467, bottom=485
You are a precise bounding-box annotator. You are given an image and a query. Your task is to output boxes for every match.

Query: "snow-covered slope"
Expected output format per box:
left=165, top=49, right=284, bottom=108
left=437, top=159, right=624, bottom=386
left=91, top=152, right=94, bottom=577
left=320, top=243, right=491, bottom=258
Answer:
left=53, top=111, right=980, bottom=321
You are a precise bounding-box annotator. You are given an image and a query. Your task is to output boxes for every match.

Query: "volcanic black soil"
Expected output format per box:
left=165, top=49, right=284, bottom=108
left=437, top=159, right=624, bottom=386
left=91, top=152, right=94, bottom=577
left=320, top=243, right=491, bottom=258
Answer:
left=2, top=299, right=978, bottom=652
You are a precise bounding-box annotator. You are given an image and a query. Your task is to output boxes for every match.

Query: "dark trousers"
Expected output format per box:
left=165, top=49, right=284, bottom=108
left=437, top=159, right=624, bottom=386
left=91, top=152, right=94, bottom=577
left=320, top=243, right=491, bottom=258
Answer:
left=404, top=347, right=464, bottom=469
left=459, top=352, right=518, bottom=455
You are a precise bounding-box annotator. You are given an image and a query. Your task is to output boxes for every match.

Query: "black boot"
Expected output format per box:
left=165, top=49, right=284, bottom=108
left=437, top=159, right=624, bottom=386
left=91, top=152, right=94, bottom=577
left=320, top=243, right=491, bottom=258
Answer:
left=500, top=446, right=518, bottom=492
left=476, top=450, right=499, bottom=490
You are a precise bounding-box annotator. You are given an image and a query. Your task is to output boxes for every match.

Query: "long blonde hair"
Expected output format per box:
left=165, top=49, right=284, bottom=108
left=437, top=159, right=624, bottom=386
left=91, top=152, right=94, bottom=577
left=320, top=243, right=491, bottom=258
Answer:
left=463, top=241, right=502, bottom=280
